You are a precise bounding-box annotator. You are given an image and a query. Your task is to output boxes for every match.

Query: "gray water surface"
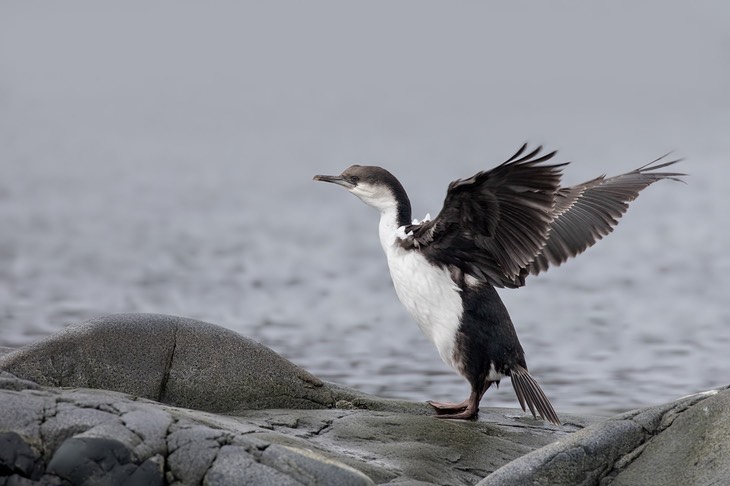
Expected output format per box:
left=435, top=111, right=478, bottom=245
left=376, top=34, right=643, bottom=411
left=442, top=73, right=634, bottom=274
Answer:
left=1, top=2, right=729, bottom=415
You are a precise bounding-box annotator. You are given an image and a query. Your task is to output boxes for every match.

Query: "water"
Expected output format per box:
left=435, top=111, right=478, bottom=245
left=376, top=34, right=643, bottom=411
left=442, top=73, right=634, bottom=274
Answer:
left=1, top=2, right=729, bottom=415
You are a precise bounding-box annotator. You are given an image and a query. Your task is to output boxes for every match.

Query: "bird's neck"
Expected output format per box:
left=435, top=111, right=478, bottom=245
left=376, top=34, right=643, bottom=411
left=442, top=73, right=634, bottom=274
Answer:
left=377, top=198, right=412, bottom=252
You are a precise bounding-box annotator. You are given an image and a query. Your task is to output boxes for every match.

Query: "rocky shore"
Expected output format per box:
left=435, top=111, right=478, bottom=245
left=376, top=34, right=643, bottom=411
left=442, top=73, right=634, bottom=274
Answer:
left=1, top=314, right=728, bottom=485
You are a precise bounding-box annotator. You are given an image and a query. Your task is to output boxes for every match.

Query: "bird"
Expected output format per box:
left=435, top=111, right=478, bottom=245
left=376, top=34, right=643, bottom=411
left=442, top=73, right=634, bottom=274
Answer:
left=314, top=144, right=684, bottom=424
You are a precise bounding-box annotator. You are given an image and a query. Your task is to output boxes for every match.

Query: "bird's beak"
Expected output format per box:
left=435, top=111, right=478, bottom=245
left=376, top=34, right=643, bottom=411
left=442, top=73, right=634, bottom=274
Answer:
left=313, top=174, right=355, bottom=189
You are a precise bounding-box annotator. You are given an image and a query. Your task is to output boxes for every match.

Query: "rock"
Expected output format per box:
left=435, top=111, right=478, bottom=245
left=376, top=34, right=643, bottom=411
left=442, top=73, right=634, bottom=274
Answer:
left=0, top=431, right=44, bottom=480
left=0, top=313, right=335, bottom=413
left=0, top=312, right=594, bottom=484
left=0, top=371, right=585, bottom=485
left=258, top=445, right=374, bottom=486
left=480, top=387, right=730, bottom=486
left=47, top=436, right=164, bottom=486
left=1, top=313, right=728, bottom=485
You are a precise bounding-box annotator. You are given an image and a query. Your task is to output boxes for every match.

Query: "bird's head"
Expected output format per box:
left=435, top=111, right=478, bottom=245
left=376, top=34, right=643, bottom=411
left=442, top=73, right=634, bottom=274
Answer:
left=314, top=165, right=407, bottom=213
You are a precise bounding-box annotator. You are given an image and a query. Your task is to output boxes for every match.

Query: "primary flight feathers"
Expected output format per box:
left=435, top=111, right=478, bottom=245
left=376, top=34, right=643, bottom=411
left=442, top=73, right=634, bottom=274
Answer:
left=398, top=144, right=685, bottom=288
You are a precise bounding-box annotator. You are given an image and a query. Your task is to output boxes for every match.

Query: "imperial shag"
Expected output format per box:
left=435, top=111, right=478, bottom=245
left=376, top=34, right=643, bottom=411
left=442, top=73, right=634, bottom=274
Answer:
left=314, top=144, right=684, bottom=423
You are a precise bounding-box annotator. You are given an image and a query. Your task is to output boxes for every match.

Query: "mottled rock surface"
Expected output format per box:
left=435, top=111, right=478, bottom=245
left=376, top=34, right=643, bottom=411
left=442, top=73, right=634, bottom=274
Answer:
left=481, top=386, right=730, bottom=486
left=1, top=314, right=728, bottom=485
left=0, top=370, right=588, bottom=485
left=0, top=313, right=335, bottom=413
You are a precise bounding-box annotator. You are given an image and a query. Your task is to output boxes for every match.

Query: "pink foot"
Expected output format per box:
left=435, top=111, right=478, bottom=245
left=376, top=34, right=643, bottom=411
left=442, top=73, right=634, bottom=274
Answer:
left=427, top=399, right=469, bottom=414
left=433, top=403, right=478, bottom=420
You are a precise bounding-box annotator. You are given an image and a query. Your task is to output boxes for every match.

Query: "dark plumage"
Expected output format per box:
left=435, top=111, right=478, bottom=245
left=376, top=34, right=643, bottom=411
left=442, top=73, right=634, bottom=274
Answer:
left=399, top=144, right=684, bottom=288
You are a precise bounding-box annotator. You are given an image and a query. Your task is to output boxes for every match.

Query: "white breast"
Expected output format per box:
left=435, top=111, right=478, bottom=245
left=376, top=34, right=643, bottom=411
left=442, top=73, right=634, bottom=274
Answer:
left=379, top=214, right=464, bottom=371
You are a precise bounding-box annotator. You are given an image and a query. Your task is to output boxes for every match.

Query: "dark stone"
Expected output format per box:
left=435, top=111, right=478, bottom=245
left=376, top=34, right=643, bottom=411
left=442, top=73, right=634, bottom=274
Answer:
left=46, top=437, right=163, bottom=486
left=0, top=432, right=43, bottom=480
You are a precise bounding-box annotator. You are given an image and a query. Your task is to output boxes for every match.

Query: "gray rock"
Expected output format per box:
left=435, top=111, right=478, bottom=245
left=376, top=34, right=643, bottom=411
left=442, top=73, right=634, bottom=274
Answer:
left=0, top=371, right=39, bottom=392
left=480, top=387, right=730, bottom=486
left=259, top=444, right=374, bottom=486
left=0, top=431, right=43, bottom=480
left=46, top=436, right=164, bottom=486
left=2, top=314, right=728, bottom=485
left=203, top=445, right=300, bottom=486
left=0, top=370, right=586, bottom=485
left=607, top=388, right=730, bottom=486
left=0, top=313, right=335, bottom=413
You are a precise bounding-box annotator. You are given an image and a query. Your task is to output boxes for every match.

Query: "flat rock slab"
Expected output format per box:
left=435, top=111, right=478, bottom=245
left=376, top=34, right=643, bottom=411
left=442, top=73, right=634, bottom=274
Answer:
left=0, top=371, right=589, bottom=485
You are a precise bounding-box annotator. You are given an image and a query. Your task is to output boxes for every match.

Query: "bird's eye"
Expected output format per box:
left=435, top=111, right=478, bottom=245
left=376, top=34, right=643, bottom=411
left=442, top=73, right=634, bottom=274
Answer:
left=350, top=176, right=360, bottom=183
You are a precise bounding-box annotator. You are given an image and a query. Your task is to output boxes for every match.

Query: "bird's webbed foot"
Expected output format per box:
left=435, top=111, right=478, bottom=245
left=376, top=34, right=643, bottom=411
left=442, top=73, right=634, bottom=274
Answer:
left=428, top=388, right=484, bottom=420
left=432, top=401, right=479, bottom=420
left=427, top=399, right=469, bottom=414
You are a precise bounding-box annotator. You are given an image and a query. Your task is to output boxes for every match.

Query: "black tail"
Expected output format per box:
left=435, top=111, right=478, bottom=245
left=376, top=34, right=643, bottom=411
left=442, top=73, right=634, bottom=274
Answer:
left=510, top=365, right=560, bottom=425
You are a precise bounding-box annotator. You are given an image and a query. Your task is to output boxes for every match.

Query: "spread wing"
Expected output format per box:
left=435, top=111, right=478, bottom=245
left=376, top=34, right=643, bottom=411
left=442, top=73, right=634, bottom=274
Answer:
left=526, top=155, right=685, bottom=276
left=400, top=144, right=568, bottom=288
left=399, top=146, right=685, bottom=289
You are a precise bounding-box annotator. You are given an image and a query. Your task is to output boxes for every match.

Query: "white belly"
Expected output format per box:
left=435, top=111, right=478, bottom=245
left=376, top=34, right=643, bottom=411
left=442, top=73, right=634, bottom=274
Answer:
left=385, top=246, right=464, bottom=371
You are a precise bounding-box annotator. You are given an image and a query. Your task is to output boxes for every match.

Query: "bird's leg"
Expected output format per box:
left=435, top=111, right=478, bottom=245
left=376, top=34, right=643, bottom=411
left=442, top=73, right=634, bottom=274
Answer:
left=432, top=390, right=480, bottom=420
left=430, top=382, right=492, bottom=420
left=427, top=399, right=469, bottom=413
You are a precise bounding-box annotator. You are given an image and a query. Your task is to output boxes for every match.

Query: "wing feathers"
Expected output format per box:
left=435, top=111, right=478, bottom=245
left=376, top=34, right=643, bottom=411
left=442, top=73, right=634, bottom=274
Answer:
left=400, top=146, right=684, bottom=287
left=527, top=155, right=685, bottom=276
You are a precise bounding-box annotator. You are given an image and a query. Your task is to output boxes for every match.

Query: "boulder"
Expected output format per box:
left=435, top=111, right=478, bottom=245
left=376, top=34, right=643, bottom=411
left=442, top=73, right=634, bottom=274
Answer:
left=0, top=313, right=335, bottom=413
left=481, top=387, right=730, bottom=486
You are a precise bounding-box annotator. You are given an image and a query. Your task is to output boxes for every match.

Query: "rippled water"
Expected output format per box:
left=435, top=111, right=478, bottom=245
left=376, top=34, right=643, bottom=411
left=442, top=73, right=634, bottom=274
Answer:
left=2, top=2, right=729, bottom=415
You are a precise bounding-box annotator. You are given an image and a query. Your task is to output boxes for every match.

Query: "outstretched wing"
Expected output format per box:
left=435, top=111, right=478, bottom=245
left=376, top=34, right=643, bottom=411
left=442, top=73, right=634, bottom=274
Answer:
left=400, top=144, right=568, bottom=288
left=526, top=155, right=685, bottom=276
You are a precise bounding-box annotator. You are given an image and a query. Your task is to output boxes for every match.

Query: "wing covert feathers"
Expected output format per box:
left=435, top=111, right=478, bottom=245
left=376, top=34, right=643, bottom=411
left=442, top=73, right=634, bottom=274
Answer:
left=403, top=144, right=568, bottom=288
